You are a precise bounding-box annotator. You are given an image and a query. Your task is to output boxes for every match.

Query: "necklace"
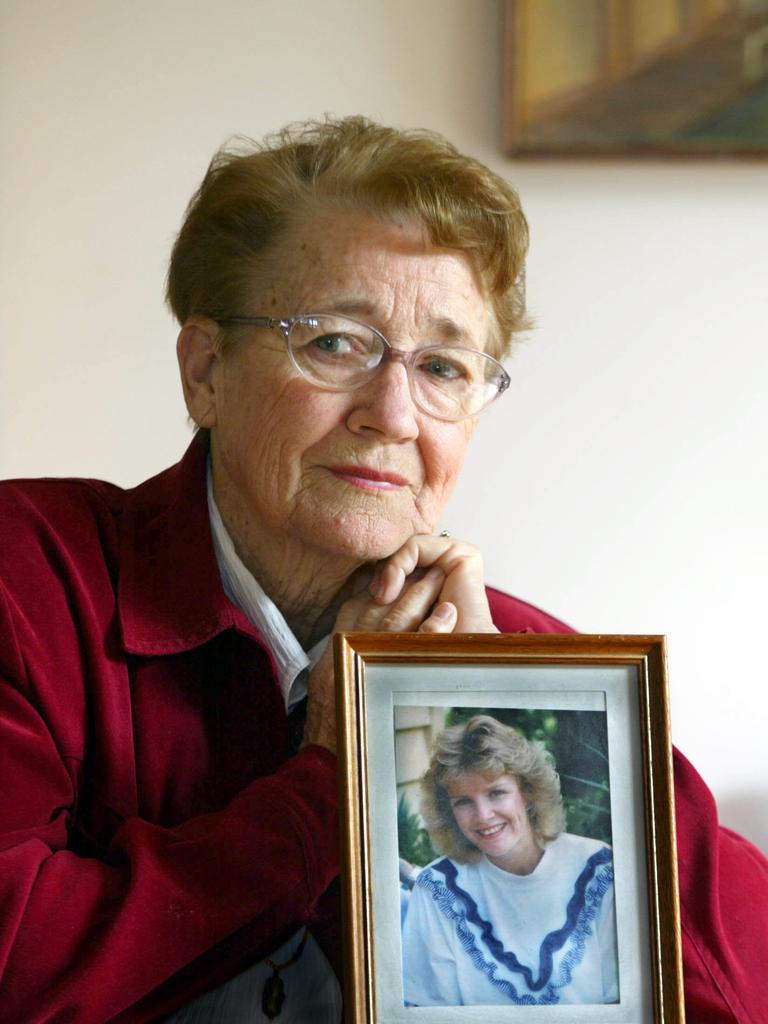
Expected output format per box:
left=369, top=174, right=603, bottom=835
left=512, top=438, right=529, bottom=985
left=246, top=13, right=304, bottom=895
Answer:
left=261, top=928, right=309, bottom=1020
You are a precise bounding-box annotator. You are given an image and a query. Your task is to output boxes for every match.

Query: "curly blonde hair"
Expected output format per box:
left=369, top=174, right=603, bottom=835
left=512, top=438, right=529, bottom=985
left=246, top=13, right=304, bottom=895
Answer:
left=166, top=116, right=530, bottom=358
left=420, top=715, right=565, bottom=863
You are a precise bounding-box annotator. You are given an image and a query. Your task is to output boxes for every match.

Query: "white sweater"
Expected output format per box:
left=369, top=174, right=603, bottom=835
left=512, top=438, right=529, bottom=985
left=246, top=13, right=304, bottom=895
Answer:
left=402, top=833, right=618, bottom=1006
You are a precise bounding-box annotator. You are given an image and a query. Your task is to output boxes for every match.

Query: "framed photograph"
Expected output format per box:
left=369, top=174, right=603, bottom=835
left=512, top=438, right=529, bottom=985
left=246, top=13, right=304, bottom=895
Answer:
left=334, top=633, right=683, bottom=1023
left=502, top=0, right=768, bottom=156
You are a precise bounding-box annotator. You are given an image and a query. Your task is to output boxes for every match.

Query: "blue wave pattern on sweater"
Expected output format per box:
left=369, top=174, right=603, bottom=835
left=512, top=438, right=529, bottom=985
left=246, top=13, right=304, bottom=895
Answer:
left=416, top=847, right=613, bottom=1005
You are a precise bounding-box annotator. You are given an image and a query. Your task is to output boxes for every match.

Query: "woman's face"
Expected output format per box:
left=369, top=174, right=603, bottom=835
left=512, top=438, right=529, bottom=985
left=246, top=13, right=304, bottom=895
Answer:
left=204, top=210, right=494, bottom=565
left=445, top=771, right=540, bottom=873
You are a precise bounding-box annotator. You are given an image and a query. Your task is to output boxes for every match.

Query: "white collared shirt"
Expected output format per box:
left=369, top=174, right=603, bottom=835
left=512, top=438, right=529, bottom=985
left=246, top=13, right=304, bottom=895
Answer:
left=165, top=471, right=342, bottom=1023
left=206, top=467, right=328, bottom=711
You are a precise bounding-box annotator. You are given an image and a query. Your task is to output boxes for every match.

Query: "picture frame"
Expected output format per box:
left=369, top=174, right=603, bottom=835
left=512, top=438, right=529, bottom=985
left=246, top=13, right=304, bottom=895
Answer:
left=502, top=0, right=768, bottom=157
left=334, top=633, right=684, bottom=1023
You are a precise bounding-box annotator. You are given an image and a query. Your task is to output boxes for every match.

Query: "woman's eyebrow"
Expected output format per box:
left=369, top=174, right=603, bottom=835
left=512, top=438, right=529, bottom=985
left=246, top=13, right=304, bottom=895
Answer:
left=323, top=298, right=378, bottom=318
left=430, top=317, right=474, bottom=344
left=322, top=299, right=478, bottom=344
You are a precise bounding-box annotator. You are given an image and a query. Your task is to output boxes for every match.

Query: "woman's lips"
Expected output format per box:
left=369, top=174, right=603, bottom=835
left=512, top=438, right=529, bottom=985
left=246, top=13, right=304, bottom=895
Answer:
left=327, top=465, right=409, bottom=491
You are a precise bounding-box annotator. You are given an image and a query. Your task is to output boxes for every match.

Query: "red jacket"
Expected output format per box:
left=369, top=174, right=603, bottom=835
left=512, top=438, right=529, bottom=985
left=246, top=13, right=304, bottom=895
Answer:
left=0, top=436, right=765, bottom=1023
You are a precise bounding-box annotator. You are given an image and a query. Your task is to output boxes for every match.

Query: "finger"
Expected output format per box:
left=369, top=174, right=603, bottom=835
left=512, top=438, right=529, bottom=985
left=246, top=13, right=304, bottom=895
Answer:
left=436, top=558, right=498, bottom=633
left=372, top=536, right=479, bottom=605
left=370, top=564, right=406, bottom=606
left=357, top=565, right=446, bottom=632
left=336, top=567, right=435, bottom=628
left=338, top=567, right=443, bottom=633
left=380, top=535, right=498, bottom=633
left=418, top=602, right=458, bottom=633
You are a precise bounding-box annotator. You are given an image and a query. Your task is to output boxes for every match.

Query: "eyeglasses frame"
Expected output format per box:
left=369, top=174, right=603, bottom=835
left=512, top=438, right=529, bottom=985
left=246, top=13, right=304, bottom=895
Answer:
left=214, top=313, right=510, bottom=421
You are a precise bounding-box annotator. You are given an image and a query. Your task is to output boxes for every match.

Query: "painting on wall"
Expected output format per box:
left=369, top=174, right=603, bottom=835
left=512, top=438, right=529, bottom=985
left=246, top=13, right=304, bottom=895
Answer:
left=503, top=0, right=768, bottom=155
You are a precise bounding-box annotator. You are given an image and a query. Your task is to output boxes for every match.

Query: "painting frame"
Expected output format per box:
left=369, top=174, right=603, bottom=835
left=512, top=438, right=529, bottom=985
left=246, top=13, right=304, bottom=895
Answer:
left=334, top=633, right=684, bottom=1023
left=502, top=0, right=768, bottom=157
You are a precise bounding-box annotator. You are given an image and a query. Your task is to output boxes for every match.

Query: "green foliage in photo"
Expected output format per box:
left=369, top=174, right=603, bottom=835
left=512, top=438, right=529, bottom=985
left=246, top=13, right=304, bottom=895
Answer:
left=397, top=792, right=437, bottom=868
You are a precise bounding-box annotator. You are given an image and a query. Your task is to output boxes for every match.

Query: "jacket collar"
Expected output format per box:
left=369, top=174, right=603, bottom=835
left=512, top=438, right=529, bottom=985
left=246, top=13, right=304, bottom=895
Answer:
left=118, top=433, right=261, bottom=655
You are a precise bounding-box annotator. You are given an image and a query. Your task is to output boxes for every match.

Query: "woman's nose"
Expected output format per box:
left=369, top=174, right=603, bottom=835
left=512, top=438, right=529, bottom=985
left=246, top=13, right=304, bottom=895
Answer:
left=474, top=798, right=494, bottom=822
left=345, top=360, right=420, bottom=441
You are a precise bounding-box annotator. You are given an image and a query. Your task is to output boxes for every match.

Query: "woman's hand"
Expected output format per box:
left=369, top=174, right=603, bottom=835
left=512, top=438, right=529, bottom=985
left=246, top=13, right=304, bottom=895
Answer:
left=303, top=561, right=455, bottom=753
left=369, top=534, right=498, bottom=634
left=302, top=535, right=496, bottom=753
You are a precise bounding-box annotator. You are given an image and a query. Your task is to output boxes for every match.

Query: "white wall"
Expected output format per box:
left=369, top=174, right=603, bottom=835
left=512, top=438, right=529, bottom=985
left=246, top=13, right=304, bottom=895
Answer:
left=1, top=0, right=766, bottom=851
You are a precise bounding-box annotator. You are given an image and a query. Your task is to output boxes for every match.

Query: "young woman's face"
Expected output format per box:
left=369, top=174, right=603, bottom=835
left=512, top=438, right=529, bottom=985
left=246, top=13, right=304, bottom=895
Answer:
left=445, top=771, right=541, bottom=874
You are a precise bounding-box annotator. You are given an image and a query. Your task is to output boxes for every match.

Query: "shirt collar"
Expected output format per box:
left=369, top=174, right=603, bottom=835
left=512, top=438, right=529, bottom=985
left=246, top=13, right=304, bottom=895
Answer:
left=206, top=462, right=327, bottom=708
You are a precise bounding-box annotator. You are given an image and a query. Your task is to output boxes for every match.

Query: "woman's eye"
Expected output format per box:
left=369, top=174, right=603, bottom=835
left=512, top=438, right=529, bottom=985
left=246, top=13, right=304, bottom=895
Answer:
left=489, top=789, right=507, bottom=798
left=312, top=333, right=354, bottom=354
left=417, top=352, right=472, bottom=383
left=452, top=797, right=471, bottom=808
left=421, top=356, right=463, bottom=380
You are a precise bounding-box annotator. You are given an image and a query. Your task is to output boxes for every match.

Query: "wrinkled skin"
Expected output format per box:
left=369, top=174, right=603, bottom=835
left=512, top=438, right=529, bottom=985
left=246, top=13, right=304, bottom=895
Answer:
left=177, top=210, right=500, bottom=752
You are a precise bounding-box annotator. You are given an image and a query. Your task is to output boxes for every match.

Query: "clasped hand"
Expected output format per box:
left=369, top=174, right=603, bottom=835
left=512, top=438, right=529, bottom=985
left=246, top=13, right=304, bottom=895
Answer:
left=302, top=535, right=497, bottom=752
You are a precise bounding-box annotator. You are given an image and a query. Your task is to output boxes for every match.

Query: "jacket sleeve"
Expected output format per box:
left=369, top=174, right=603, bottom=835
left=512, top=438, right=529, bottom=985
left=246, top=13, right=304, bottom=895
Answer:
left=673, top=748, right=768, bottom=1024
left=0, top=581, right=339, bottom=1024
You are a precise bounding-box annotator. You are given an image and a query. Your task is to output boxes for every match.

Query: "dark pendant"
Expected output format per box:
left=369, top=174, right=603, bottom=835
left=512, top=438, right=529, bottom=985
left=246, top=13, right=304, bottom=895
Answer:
left=262, top=971, right=285, bottom=1020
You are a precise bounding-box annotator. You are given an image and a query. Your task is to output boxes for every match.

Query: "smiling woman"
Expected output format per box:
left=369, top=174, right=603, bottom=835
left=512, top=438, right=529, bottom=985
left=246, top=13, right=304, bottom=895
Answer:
left=446, top=773, right=544, bottom=875
left=403, top=716, right=618, bottom=1007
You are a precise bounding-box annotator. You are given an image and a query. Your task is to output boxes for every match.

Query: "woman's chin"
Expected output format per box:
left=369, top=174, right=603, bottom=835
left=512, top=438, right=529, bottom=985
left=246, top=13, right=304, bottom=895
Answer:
left=308, top=510, right=419, bottom=563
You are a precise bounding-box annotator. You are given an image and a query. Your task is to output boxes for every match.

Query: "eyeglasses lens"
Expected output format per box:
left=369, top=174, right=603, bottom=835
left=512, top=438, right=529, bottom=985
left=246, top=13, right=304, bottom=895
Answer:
left=409, top=348, right=502, bottom=420
left=288, top=315, right=381, bottom=386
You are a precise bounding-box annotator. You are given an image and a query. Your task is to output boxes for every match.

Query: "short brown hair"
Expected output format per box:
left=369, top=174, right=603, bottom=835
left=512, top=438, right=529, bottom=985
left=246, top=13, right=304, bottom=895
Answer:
left=166, top=116, right=531, bottom=358
left=420, top=715, right=565, bottom=863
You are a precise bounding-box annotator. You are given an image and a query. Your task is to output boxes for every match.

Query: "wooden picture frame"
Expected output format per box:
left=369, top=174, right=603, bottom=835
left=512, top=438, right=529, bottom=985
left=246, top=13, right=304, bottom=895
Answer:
left=334, top=633, right=684, bottom=1022
left=502, top=0, right=768, bottom=157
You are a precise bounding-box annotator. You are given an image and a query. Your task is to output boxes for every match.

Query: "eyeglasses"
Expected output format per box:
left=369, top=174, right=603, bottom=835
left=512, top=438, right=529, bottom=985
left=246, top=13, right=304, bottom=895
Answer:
left=214, top=312, right=510, bottom=421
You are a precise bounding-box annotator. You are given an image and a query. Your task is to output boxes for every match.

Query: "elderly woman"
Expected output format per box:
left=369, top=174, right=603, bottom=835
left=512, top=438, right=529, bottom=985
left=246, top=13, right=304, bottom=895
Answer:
left=0, top=117, right=765, bottom=1023
left=402, top=716, right=618, bottom=1006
